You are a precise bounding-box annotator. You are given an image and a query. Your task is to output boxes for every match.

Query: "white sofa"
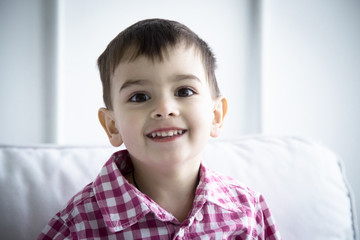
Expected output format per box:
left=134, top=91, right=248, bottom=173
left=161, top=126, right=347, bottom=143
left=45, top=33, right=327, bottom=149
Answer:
left=0, top=136, right=358, bottom=239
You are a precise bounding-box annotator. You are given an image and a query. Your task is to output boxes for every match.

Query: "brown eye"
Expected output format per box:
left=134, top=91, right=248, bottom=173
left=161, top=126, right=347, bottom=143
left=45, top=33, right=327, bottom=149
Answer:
left=129, top=93, right=150, bottom=102
left=175, top=87, right=195, bottom=97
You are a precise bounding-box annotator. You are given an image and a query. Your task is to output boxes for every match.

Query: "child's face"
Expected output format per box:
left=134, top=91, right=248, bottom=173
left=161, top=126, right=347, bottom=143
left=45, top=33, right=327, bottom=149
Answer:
left=99, top=44, right=226, bottom=169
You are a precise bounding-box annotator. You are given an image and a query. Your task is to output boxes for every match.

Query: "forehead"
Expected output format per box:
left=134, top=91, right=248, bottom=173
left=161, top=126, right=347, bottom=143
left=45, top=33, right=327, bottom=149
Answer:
left=111, top=44, right=206, bottom=85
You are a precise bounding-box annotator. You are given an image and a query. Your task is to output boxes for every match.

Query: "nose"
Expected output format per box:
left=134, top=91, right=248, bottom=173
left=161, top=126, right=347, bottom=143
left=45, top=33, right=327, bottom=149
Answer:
left=150, top=98, right=180, bottom=119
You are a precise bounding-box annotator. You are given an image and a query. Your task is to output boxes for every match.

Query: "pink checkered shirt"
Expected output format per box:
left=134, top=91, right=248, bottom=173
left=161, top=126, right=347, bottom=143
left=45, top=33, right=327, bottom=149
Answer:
left=38, top=150, right=281, bottom=240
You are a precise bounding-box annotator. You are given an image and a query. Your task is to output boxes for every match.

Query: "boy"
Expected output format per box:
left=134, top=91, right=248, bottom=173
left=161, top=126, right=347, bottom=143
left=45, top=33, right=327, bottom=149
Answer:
left=38, top=19, right=281, bottom=239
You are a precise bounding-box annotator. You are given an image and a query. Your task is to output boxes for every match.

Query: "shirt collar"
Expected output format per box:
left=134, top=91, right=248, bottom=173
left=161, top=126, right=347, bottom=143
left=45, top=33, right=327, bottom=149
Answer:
left=93, top=150, right=175, bottom=233
left=93, top=150, right=243, bottom=233
left=195, top=163, right=247, bottom=212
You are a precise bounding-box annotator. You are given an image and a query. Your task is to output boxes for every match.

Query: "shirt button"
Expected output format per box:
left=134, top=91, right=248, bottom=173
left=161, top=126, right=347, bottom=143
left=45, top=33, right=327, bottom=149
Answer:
left=196, top=212, right=203, bottom=221
left=178, top=228, right=184, bottom=238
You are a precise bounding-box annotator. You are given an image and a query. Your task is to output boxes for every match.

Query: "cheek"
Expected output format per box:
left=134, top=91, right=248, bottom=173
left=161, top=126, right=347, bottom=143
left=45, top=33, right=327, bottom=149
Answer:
left=187, top=102, right=214, bottom=129
left=115, top=112, right=143, bottom=141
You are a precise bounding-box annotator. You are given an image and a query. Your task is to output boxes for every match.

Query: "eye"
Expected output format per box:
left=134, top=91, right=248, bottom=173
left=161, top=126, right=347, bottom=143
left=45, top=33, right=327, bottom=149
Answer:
left=129, top=93, right=151, bottom=102
left=175, top=87, right=196, bottom=98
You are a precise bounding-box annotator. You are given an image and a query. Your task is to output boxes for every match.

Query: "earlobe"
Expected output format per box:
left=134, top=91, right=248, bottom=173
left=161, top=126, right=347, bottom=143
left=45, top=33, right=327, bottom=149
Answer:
left=98, top=108, right=123, bottom=147
left=210, top=96, right=228, bottom=138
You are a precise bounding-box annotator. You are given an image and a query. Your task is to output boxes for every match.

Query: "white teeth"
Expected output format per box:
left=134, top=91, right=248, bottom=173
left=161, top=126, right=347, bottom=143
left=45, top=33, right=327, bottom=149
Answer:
left=149, top=130, right=185, bottom=138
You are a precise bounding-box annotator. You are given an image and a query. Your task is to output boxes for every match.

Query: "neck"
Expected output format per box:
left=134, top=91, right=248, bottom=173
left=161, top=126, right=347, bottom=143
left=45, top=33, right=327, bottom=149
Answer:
left=130, top=158, right=201, bottom=222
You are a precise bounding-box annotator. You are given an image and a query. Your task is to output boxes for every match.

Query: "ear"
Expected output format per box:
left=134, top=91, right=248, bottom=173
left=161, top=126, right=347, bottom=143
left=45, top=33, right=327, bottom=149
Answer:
left=210, top=96, right=228, bottom=138
left=98, top=108, right=123, bottom=147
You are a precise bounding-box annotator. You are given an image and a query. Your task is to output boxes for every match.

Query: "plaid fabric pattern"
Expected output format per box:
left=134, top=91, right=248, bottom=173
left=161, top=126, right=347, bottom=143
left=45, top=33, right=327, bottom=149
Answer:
left=38, top=150, right=281, bottom=240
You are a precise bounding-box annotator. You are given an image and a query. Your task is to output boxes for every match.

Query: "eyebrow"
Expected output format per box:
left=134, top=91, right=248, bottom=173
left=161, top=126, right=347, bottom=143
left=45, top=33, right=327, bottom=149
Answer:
left=119, top=74, right=201, bottom=92
left=119, top=79, right=149, bottom=92
left=173, top=74, right=201, bottom=82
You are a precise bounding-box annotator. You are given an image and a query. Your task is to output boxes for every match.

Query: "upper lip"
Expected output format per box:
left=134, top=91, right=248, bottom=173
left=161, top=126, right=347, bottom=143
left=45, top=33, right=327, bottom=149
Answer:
left=146, top=128, right=187, bottom=138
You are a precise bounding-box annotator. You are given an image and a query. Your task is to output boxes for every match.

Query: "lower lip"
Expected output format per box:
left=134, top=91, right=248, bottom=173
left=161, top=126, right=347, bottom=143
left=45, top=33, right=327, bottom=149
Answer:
left=147, top=132, right=186, bottom=142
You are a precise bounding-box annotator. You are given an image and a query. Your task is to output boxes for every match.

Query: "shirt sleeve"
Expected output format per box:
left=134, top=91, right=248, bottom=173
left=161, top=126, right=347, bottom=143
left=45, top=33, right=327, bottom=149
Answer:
left=37, top=213, right=71, bottom=240
left=257, top=194, right=282, bottom=240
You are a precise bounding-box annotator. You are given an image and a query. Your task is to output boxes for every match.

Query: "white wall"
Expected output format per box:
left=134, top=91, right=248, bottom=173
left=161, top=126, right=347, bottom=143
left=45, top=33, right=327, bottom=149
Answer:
left=0, top=0, right=57, bottom=144
left=262, top=0, right=360, bottom=226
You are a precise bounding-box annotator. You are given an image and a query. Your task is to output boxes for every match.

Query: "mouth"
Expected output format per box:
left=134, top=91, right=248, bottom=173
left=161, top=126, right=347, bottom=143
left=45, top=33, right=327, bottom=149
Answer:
left=146, top=129, right=187, bottom=140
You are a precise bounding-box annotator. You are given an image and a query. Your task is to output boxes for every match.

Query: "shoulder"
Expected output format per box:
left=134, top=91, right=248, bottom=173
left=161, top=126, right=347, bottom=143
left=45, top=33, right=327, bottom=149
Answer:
left=202, top=166, right=282, bottom=239
left=205, top=166, right=257, bottom=194
left=62, top=182, right=96, bottom=217
left=37, top=182, right=96, bottom=239
left=57, top=182, right=97, bottom=224
left=204, top=166, right=263, bottom=208
left=38, top=151, right=130, bottom=239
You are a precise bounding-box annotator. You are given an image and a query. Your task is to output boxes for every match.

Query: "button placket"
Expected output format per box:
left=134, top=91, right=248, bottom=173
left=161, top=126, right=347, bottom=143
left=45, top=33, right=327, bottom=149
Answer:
left=195, top=211, right=203, bottom=222
left=178, top=228, right=184, bottom=238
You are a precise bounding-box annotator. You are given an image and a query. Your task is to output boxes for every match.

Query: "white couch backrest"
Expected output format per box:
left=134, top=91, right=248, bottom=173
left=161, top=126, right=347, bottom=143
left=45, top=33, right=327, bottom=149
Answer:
left=0, top=136, right=358, bottom=239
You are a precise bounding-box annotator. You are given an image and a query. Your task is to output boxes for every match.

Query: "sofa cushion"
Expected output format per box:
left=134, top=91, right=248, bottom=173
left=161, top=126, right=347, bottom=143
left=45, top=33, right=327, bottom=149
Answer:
left=0, top=136, right=357, bottom=239
left=203, top=136, right=358, bottom=239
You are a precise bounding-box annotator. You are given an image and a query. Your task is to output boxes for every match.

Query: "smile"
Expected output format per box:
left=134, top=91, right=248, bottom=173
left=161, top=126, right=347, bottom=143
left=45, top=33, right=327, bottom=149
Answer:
left=147, top=129, right=187, bottom=139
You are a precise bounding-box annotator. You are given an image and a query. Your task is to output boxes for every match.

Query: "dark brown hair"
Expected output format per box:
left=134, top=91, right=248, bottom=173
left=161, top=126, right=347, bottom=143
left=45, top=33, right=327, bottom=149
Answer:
left=97, top=18, right=220, bottom=110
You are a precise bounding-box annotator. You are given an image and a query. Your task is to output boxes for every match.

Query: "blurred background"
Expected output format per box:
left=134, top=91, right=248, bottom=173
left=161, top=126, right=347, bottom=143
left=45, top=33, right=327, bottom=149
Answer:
left=1, top=0, right=359, bottom=227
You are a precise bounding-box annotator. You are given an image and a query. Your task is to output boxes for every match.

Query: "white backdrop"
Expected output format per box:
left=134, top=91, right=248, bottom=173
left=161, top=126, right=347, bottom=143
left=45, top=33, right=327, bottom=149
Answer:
left=1, top=0, right=359, bottom=227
